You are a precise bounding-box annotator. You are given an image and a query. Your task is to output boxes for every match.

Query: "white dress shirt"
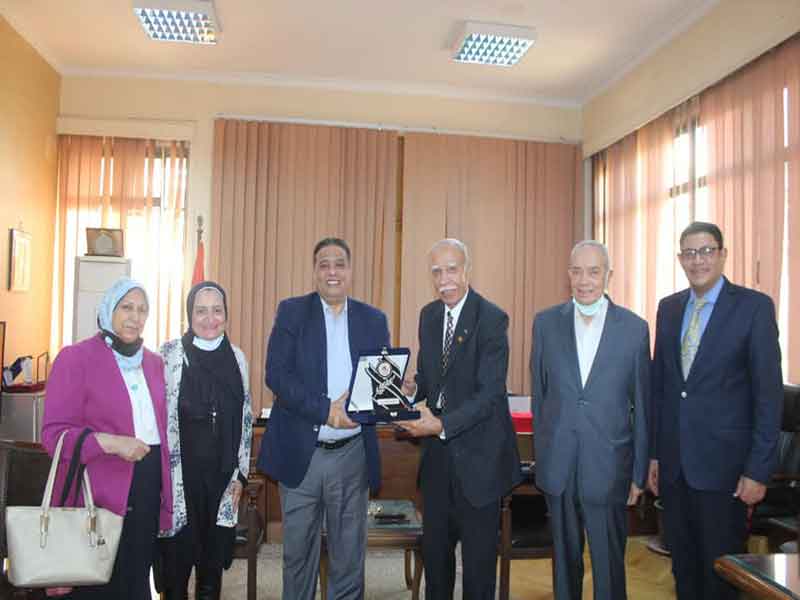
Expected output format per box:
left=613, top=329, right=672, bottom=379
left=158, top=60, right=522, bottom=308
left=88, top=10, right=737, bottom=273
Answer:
left=120, top=366, right=161, bottom=444
left=436, top=289, right=469, bottom=439
left=442, top=289, right=469, bottom=348
left=574, top=297, right=608, bottom=388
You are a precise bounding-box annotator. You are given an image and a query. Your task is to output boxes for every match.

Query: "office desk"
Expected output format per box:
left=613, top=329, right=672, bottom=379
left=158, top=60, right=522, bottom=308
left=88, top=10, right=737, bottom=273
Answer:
left=320, top=499, right=423, bottom=600
left=250, top=423, right=423, bottom=540
left=715, top=554, right=800, bottom=599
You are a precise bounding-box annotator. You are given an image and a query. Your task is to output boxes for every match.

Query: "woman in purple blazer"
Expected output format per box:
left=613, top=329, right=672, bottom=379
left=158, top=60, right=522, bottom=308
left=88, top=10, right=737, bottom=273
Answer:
left=41, top=277, right=172, bottom=600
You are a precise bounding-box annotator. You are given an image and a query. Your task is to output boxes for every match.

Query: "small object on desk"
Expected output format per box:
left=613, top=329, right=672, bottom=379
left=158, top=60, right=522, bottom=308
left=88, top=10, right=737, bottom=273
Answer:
left=374, top=515, right=410, bottom=525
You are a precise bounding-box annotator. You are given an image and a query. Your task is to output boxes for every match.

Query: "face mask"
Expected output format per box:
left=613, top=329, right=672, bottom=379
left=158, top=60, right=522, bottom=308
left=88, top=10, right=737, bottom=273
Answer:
left=573, top=295, right=606, bottom=317
left=193, top=334, right=224, bottom=351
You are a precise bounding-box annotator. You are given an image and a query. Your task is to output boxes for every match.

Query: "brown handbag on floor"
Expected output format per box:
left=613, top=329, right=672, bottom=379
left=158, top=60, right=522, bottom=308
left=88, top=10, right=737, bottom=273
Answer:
left=4, top=430, right=124, bottom=587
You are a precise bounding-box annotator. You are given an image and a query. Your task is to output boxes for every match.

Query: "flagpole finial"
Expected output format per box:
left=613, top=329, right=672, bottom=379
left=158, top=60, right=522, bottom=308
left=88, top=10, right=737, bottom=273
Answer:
left=192, top=214, right=206, bottom=286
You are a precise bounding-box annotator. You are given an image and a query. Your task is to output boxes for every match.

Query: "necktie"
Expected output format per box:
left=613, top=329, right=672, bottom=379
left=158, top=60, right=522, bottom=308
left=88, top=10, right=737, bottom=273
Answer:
left=442, top=311, right=454, bottom=373
left=437, top=311, right=454, bottom=409
left=681, top=298, right=707, bottom=378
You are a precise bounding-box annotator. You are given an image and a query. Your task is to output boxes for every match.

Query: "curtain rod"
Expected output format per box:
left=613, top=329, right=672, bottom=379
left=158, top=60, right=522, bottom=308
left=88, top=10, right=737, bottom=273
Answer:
left=214, top=113, right=579, bottom=145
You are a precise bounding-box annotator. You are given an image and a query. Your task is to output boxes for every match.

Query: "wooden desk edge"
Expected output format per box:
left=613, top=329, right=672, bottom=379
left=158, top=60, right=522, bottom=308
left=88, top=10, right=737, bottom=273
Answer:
left=714, top=556, right=798, bottom=600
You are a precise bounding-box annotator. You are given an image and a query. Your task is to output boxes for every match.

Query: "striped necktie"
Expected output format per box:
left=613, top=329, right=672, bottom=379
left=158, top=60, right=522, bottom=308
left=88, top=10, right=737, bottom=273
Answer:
left=442, top=310, right=454, bottom=373
left=437, top=311, right=454, bottom=410
left=681, top=298, right=707, bottom=379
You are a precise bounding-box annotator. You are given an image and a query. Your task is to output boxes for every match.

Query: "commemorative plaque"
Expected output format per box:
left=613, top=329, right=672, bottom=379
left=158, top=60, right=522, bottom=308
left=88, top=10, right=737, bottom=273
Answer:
left=346, top=347, right=419, bottom=423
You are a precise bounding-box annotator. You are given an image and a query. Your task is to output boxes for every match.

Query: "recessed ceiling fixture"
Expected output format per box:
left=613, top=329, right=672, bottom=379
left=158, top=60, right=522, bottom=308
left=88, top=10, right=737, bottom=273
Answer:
left=133, top=0, right=220, bottom=44
left=452, top=22, right=536, bottom=67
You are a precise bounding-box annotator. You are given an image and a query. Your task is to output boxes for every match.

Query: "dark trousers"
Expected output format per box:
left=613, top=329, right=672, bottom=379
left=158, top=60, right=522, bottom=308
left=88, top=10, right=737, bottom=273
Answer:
left=545, top=460, right=628, bottom=600
left=68, top=445, right=162, bottom=600
left=162, top=448, right=232, bottom=600
left=420, top=438, right=500, bottom=600
left=161, top=524, right=226, bottom=600
left=660, top=471, right=748, bottom=600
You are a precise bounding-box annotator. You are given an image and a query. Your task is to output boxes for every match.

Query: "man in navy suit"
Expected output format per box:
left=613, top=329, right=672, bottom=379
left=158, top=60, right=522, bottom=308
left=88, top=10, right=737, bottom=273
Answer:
left=532, top=240, right=649, bottom=600
left=649, top=221, right=783, bottom=600
left=257, top=237, right=390, bottom=600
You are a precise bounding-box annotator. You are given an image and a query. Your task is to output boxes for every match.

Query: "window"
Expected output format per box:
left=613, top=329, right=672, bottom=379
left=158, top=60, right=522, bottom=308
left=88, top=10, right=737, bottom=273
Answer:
left=594, top=84, right=796, bottom=382
left=53, top=137, right=188, bottom=352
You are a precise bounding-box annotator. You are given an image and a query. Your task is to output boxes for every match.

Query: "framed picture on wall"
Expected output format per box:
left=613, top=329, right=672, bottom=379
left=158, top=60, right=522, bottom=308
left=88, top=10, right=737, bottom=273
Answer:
left=0, top=321, right=5, bottom=370
left=8, top=229, right=32, bottom=292
left=86, top=228, right=124, bottom=257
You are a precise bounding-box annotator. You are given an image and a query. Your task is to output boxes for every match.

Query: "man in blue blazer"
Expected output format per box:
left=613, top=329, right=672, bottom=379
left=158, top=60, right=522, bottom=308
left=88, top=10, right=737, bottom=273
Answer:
left=257, top=237, right=390, bottom=600
left=649, top=221, right=783, bottom=600
left=531, top=240, right=649, bottom=600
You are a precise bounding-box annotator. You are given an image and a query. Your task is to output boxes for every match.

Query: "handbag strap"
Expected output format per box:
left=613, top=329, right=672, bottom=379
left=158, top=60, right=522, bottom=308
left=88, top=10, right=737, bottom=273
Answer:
left=59, top=427, right=93, bottom=507
left=38, top=430, right=102, bottom=548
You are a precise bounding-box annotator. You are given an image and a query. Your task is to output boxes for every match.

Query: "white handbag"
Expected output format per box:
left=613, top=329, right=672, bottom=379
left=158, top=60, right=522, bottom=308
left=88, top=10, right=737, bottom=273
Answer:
left=5, top=431, right=125, bottom=587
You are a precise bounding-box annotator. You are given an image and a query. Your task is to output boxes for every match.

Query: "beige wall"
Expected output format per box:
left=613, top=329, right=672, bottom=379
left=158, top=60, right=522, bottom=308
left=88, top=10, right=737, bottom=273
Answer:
left=0, top=16, right=60, bottom=364
left=59, top=76, right=583, bottom=264
left=583, top=0, right=800, bottom=157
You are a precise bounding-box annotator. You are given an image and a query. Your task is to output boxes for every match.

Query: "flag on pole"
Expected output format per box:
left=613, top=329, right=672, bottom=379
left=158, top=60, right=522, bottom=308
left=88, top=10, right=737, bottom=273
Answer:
left=191, top=240, right=205, bottom=285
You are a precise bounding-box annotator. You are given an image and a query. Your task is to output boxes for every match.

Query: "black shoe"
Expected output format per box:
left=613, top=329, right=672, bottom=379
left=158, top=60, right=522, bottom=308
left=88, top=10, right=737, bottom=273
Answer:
left=195, top=568, right=222, bottom=600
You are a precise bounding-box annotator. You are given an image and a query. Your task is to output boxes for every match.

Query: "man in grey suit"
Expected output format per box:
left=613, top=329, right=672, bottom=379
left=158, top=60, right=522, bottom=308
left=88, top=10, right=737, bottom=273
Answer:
left=531, top=240, right=650, bottom=600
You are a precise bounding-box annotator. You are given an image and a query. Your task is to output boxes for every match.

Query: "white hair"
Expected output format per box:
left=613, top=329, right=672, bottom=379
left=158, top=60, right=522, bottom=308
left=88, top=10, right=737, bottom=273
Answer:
left=429, top=238, right=471, bottom=270
left=570, top=240, right=612, bottom=272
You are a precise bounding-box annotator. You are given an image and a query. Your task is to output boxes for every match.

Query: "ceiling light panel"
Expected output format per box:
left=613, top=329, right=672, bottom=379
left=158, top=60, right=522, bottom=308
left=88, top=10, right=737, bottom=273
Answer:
left=452, top=22, right=536, bottom=67
left=133, top=0, right=220, bottom=44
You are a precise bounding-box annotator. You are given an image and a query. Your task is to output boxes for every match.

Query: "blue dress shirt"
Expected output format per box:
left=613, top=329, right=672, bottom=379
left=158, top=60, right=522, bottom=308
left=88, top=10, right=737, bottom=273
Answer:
left=680, top=275, right=725, bottom=342
left=318, top=296, right=361, bottom=442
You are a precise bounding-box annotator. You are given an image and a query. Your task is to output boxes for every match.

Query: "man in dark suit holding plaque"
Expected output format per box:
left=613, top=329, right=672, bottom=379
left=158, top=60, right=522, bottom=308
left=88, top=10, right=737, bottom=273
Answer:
left=399, top=238, right=521, bottom=600
left=257, top=237, right=390, bottom=600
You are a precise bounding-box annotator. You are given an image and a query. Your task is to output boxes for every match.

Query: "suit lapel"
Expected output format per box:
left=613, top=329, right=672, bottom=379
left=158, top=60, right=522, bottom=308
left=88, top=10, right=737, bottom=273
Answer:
left=309, top=293, right=328, bottom=390
left=142, top=355, right=167, bottom=434
left=347, top=299, right=363, bottom=370
left=667, top=290, right=690, bottom=380
left=687, top=278, right=735, bottom=383
left=427, top=301, right=445, bottom=380
left=582, top=299, right=620, bottom=392
left=559, top=302, right=583, bottom=390
left=442, top=290, right=479, bottom=377
left=97, top=337, right=136, bottom=433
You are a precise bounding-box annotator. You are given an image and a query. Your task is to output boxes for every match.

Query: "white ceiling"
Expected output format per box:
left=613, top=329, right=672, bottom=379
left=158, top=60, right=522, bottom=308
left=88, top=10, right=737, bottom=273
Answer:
left=1, top=0, right=720, bottom=106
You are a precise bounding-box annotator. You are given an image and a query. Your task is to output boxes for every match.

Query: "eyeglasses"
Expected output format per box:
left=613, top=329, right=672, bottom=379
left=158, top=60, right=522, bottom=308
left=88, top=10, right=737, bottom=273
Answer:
left=678, top=246, right=720, bottom=261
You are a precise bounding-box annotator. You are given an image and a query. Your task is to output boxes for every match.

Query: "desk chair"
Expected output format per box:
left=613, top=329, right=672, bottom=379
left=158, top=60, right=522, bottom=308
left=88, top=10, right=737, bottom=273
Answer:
left=750, top=384, right=800, bottom=551
left=497, top=463, right=553, bottom=600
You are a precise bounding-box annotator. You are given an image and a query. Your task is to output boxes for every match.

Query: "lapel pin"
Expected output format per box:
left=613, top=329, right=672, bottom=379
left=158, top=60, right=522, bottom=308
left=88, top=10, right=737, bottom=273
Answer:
left=457, top=336, right=464, bottom=343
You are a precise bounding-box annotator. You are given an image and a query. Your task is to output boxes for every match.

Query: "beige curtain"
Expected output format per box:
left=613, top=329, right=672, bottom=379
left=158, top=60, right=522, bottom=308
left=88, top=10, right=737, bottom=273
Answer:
left=701, top=36, right=800, bottom=382
left=701, top=44, right=788, bottom=299
left=594, top=33, right=800, bottom=382
left=594, top=111, right=681, bottom=328
left=210, top=119, right=399, bottom=414
left=53, top=135, right=187, bottom=352
left=782, top=35, right=800, bottom=383
left=401, top=133, right=581, bottom=395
